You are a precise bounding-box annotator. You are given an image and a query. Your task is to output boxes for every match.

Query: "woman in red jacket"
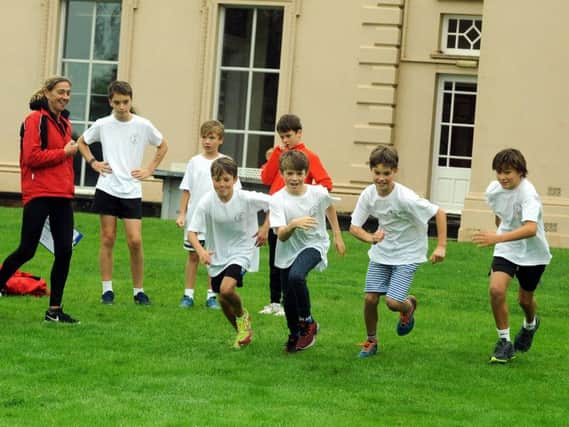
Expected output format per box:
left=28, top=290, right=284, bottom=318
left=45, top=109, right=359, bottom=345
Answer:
left=0, top=76, right=79, bottom=323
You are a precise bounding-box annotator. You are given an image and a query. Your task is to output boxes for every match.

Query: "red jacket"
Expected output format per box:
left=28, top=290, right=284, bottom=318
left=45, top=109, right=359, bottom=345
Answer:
left=20, top=103, right=74, bottom=205
left=260, top=143, right=333, bottom=194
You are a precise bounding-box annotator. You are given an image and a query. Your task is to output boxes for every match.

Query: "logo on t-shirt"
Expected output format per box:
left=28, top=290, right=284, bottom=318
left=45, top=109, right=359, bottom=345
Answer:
left=234, top=211, right=245, bottom=222
left=129, top=134, right=139, bottom=145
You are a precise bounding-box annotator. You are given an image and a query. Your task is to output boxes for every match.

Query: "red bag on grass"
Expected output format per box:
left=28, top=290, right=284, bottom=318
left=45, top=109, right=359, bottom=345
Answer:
left=1, top=265, right=50, bottom=297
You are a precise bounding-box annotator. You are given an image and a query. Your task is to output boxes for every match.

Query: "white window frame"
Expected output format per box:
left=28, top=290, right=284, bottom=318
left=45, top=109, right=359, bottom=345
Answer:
left=57, top=0, right=122, bottom=190
left=441, top=14, right=482, bottom=57
left=212, top=5, right=284, bottom=177
left=433, top=75, right=478, bottom=169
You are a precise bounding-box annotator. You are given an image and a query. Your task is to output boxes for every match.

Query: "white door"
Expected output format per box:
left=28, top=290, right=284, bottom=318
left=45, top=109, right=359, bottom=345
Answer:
left=430, top=76, right=478, bottom=213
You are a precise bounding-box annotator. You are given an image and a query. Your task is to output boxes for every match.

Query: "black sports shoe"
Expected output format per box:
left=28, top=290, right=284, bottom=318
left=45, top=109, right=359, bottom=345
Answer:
left=514, top=317, right=540, bottom=352
left=489, top=338, right=515, bottom=363
left=101, top=290, right=115, bottom=305
left=284, top=334, right=299, bottom=353
left=134, top=292, right=151, bottom=305
left=45, top=307, right=79, bottom=324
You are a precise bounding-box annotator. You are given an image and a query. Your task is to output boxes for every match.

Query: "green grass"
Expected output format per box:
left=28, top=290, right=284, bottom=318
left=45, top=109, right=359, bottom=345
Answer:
left=0, top=206, right=568, bottom=426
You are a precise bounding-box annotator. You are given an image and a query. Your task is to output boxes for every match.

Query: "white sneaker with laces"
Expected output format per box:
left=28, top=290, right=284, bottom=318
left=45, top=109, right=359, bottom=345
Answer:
left=274, top=304, right=285, bottom=316
left=259, top=302, right=281, bottom=314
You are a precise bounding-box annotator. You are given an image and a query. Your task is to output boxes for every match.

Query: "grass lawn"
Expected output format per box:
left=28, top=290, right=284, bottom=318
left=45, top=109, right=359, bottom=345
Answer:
left=0, top=206, right=568, bottom=426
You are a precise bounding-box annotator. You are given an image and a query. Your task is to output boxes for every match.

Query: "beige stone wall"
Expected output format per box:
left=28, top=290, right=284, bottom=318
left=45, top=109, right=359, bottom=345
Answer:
left=459, top=0, right=569, bottom=247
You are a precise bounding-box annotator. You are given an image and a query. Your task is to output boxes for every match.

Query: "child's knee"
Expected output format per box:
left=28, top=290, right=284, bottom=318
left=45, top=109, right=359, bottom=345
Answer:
left=364, top=293, right=379, bottom=306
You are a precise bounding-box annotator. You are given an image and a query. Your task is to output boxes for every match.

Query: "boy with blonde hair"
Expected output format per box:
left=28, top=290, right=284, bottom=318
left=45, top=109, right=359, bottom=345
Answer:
left=176, top=120, right=238, bottom=309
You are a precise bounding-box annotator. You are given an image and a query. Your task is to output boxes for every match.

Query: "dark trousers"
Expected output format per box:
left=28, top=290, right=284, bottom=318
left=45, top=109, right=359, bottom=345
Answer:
left=268, top=228, right=282, bottom=303
left=280, top=248, right=321, bottom=335
left=0, top=197, right=74, bottom=307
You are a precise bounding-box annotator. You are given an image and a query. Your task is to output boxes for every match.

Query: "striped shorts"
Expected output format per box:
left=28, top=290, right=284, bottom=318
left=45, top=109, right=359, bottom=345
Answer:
left=364, top=261, right=420, bottom=302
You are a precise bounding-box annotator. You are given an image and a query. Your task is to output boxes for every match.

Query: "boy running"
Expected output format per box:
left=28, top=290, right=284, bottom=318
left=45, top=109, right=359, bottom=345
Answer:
left=473, top=148, right=551, bottom=363
left=269, top=150, right=345, bottom=353
left=187, top=157, right=270, bottom=349
left=350, top=146, right=446, bottom=358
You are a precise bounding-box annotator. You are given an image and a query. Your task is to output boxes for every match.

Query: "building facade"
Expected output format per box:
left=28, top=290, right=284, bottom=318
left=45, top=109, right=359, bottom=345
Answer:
left=1, top=0, right=567, bottom=246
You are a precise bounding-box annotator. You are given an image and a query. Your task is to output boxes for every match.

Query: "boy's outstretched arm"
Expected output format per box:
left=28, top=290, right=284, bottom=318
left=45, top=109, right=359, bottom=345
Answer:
left=472, top=220, right=537, bottom=247
left=325, top=205, right=345, bottom=256
left=349, top=224, right=385, bottom=244
left=430, top=208, right=447, bottom=263
left=187, top=230, right=213, bottom=265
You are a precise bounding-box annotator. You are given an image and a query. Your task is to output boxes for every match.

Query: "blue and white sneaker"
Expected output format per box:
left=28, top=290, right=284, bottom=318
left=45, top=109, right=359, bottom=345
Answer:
left=101, top=290, right=114, bottom=305
left=134, top=292, right=151, bottom=305
left=179, top=295, right=194, bottom=308
left=205, top=296, right=220, bottom=310
left=358, top=339, right=378, bottom=358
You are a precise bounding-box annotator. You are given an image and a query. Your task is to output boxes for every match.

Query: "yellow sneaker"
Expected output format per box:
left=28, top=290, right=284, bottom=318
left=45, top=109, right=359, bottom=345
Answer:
left=233, top=309, right=252, bottom=349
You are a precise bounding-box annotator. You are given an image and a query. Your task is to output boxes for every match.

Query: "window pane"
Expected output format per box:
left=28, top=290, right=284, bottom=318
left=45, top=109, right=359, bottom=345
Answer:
left=94, top=2, right=121, bottom=61
left=249, top=73, right=279, bottom=131
left=62, top=62, right=89, bottom=121
left=450, top=126, right=474, bottom=157
left=452, top=94, right=476, bottom=124
left=439, top=125, right=449, bottom=156
left=89, top=95, right=111, bottom=121
left=455, top=82, right=477, bottom=93
left=449, top=158, right=471, bottom=168
left=254, top=8, right=283, bottom=69
left=219, top=133, right=244, bottom=166
left=448, top=19, right=457, bottom=33
left=438, top=157, right=448, bottom=167
left=442, top=93, right=452, bottom=122
left=459, top=20, right=471, bottom=33
left=217, top=70, right=248, bottom=129
left=246, top=134, right=274, bottom=168
left=444, top=82, right=453, bottom=91
left=458, top=35, right=470, bottom=49
left=91, top=63, right=117, bottom=95
left=222, top=8, right=253, bottom=67
left=446, top=35, right=456, bottom=49
left=64, top=1, right=93, bottom=59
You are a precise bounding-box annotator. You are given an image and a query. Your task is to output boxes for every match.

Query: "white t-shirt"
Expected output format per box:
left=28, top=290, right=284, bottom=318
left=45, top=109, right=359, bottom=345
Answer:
left=269, top=185, right=334, bottom=271
left=188, top=189, right=270, bottom=277
left=351, top=182, right=438, bottom=265
left=179, top=153, right=241, bottom=239
left=83, top=114, right=163, bottom=198
left=486, top=178, right=551, bottom=265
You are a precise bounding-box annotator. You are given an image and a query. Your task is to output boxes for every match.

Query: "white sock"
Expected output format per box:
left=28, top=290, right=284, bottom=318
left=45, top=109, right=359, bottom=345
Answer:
left=207, top=289, right=216, bottom=299
left=523, top=317, right=536, bottom=330
left=102, top=281, right=113, bottom=294
left=133, top=288, right=144, bottom=296
left=184, top=288, right=195, bottom=298
left=497, top=328, right=511, bottom=341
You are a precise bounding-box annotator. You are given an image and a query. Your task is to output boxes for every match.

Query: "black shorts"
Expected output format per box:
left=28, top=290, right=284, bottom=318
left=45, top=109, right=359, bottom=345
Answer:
left=211, top=264, right=245, bottom=293
left=92, top=189, right=142, bottom=219
left=491, top=256, right=547, bottom=292
left=183, top=238, right=205, bottom=252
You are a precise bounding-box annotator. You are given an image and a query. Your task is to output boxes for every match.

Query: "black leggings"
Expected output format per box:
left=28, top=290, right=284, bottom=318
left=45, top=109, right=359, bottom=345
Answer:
left=0, top=197, right=74, bottom=306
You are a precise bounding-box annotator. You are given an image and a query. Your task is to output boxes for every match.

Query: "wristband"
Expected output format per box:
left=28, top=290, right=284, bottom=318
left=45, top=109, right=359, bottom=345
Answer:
left=88, top=158, right=96, bottom=165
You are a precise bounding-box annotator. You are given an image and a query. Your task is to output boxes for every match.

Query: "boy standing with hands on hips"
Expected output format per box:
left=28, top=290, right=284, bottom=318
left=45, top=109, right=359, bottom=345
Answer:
left=77, top=80, right=168, bottom=306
